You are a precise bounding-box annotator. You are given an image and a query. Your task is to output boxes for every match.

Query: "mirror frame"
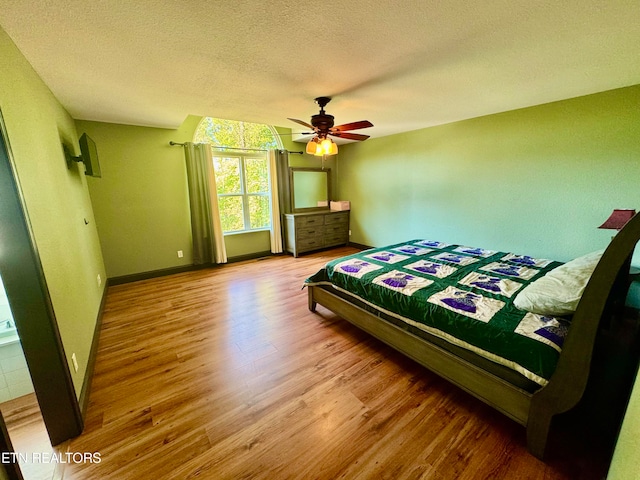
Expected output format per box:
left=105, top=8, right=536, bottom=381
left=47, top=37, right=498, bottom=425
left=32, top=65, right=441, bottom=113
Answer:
left=289, top=167, right=332, bottom=213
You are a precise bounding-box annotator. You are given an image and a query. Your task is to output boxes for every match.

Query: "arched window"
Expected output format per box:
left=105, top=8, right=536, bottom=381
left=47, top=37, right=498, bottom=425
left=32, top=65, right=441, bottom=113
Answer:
left=194, top=117, right=282, bottom=150
left=194, top=118, right=281, bottom=233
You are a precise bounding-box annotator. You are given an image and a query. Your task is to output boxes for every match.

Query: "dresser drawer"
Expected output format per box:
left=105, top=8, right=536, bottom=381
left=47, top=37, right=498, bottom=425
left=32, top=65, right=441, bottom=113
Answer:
left=324, top=212, right=349, bottom=225
left=325, top=234, right=348, bottom=247
left=325, top=223, right=347, bottom=236
left=297, top=226, right=324, bottom=239
left=296, top=215, right=324, bottom=228
left=297, top=237, right=324, bottom=251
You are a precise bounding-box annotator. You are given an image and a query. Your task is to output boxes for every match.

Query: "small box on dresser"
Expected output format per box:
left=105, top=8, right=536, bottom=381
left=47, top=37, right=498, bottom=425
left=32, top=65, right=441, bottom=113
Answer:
left=284, top=210, right=350, bottom=257
left=330, top=201, right=350, bottom=211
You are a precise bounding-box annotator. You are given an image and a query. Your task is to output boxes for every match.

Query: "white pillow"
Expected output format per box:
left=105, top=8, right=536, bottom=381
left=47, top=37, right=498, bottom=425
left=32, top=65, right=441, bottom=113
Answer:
left=513, top=250, right=604, bottom=316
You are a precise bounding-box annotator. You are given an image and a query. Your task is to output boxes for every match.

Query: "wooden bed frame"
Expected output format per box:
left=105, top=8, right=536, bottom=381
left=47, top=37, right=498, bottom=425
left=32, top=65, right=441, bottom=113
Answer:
left=307, top=213, right=640, bottom=459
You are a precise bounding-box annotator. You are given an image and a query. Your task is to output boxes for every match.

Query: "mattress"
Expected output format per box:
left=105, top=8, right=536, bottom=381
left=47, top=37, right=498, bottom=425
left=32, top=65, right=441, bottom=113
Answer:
left=305, top=240, right=570, bottom=387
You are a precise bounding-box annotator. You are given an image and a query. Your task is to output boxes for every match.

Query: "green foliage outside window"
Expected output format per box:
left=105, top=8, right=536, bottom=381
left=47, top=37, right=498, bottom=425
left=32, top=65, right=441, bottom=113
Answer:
left=218, top=196, right=244, bottom=232
left=194, top=118, right=278, bottom=150
left=194, top=118, right=279, bottom=233
left=245, top=157, right=268, bottom=193
left=249, top=196, right=270, bottom=229
left=214, top=156, right=241, bottom=195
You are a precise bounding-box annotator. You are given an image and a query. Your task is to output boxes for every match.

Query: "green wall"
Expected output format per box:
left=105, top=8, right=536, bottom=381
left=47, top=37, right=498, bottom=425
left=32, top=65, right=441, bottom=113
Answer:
left=0, top=26, right=106, bottom=397
left=338, top=85, right=640, bottom=264
left=74, top=118, right=197, bottom=278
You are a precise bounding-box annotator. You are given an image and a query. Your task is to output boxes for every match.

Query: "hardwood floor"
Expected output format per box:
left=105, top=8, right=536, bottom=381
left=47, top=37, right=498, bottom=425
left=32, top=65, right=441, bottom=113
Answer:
left=59, top=247, right=610, bottom=479
left=0, top=393, right=58, bottom=480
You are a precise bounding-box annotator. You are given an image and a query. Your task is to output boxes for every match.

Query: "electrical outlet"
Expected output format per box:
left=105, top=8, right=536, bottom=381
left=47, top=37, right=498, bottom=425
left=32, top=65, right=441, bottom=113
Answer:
left=97, top=274, right=102, bottom=287
left=349, top=230, right=352, bottom=236
left=71, top=353, right=79, bottom=373
left=177, top=250, right=184, bottom=258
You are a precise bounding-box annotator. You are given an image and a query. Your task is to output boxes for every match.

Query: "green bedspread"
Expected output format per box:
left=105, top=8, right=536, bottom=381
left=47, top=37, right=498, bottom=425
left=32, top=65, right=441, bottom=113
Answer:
left=305, top=240, right=570, bottom=386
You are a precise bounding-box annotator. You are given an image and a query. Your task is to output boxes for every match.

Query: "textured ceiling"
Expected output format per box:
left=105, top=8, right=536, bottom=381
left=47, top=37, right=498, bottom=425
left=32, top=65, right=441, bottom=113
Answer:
left=1, top=0, right=639, bottom=140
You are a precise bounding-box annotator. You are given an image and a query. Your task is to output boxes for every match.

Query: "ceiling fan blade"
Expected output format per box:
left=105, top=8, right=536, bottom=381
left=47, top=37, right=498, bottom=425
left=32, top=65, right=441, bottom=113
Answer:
left=275, top=131, right=314, bottom=136
left=330, top=132, right=370, bottom=141
left=331, top=120, right=373, bottom=132
left=288, top=118, right=314, bottom=130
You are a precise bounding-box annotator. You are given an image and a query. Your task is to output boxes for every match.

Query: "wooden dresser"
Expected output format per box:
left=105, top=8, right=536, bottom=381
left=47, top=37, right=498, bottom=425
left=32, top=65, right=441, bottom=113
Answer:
left=284, top=211, right=349, bottom=257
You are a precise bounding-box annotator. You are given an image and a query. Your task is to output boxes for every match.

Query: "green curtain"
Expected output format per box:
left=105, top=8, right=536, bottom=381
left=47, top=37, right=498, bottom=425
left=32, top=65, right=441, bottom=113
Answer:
left=269, top=149, right=288, bottom=253
left=183, top=143, right=227, bottom=265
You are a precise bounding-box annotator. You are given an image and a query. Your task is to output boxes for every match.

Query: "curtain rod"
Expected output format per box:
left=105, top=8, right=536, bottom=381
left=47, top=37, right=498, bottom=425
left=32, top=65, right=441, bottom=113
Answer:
left=169, top=141, right=302, bottom=154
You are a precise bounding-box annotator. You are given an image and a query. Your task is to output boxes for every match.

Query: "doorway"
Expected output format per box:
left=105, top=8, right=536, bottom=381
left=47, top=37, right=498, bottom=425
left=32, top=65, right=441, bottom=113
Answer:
left=0, top=109, right=83, bottom=477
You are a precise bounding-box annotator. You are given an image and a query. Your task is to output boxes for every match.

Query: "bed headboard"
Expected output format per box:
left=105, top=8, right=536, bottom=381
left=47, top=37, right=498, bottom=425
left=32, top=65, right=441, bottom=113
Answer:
left=533, top=212, right=640, bottom=411
left=574, top=211, right=639, bottom=336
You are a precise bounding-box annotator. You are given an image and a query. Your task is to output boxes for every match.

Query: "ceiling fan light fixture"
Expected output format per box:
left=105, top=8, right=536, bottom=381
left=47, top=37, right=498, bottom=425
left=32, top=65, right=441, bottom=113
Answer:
left=319, top=137, right=336, bottom=156
left=306, top=137, right=319, bottom=155
left=306, top=136, right=338, bottom=156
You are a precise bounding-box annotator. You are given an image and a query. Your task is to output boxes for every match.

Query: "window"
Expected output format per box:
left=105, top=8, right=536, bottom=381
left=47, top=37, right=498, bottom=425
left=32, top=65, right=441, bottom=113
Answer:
left=194, top=117, right=282, bottom=234
left=214, top=153, right=270, bottom=232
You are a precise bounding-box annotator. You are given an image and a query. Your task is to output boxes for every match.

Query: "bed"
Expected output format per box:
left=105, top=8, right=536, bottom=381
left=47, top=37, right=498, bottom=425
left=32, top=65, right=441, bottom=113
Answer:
left=304, top=213, right=640, bottom=459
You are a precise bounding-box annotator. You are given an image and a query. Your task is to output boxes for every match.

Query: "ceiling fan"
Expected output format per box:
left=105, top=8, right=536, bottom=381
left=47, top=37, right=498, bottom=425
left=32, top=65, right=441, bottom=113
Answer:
left=288, top=97, right=373, bottom=156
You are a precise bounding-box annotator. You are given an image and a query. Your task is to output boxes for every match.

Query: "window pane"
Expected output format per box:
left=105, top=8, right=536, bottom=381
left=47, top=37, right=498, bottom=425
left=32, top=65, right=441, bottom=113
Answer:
left=219, top=196, right=244, bottom=232
left=194, top=118, right=278, bottom=150
left=248, top=195, right=270, bottom=229
left=245, top=157, right=268, bottom=193
left=242, top=124, right=278, bottom=149
left=214, top=157, right=241, bottom=194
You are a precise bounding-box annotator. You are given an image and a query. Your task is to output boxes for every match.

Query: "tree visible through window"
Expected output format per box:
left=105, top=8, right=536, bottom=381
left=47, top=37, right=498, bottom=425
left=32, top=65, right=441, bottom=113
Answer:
left=194, top=118, right=280, bottom=233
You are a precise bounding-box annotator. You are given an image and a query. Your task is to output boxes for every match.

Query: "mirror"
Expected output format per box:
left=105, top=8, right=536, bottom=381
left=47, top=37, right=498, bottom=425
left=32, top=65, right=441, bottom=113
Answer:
left=289, top=167, right=332, bottom=212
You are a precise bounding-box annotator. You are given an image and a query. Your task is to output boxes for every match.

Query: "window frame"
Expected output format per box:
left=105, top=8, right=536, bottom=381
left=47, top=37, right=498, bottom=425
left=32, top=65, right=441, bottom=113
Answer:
left=214, top=151, right=271, bottom=235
